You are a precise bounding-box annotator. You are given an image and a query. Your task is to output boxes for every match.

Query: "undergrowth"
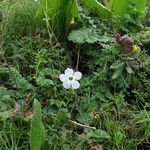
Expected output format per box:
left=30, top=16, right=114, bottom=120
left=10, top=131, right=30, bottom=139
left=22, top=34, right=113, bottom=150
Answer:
left=0, top=0, right=150, bottom=150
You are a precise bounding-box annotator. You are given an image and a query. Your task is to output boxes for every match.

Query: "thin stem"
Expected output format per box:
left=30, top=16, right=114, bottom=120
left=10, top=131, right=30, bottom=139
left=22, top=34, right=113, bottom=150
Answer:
left=76, top=48, right=80, bottom=70
left=70, top=120, right=96, bottom=130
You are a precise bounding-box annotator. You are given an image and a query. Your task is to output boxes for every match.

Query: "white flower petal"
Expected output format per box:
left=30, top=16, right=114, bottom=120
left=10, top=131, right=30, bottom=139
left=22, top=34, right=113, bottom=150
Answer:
left=59, top=74, right=67, bottom=82
left=65, top=68, right=74, bottom=76
left=63, top=80, right=71, bottom=89
left=74, top=71, right=82, bottom=80
left=71, top=80, right=80, bottom=89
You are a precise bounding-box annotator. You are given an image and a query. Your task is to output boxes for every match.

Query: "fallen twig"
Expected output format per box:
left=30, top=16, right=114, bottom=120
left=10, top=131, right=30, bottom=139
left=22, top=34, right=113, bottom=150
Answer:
left=49, top=112, right=96, bottom=130
left=70, top=120, right=96, bottom=130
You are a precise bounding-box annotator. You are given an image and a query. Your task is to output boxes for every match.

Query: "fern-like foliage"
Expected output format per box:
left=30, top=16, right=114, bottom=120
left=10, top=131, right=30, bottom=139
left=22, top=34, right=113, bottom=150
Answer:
left=138, top=28, right=150, bottom=45
left=0, top=86, right=12, bottom=111
left=0, top=67, right=34, bottom=92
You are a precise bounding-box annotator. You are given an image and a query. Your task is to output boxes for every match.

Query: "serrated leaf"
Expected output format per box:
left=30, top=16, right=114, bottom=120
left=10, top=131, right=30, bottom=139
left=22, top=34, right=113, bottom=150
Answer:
left=88, top=129, right=110, bottom=140
left=68, top=27, right=99, bottom=44
left=36, top=76, right=54, bottom=87
left=0, top=86, right=9, bottom=97
left=0, top=102, right=8, bottom=111
left=77, top=112, right=94, bottom=124
left=110, top=60, right=125, bottom=69
left=0, top=86, right=13, bottom=111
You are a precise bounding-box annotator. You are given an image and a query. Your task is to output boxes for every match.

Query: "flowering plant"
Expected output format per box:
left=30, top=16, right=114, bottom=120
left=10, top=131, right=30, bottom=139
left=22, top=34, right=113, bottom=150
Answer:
left=59, top=68, right=82, bottom=89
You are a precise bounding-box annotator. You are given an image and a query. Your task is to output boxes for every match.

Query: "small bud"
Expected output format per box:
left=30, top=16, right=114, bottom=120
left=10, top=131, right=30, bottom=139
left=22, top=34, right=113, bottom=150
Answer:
left=132, top=45, right=141, bottom=53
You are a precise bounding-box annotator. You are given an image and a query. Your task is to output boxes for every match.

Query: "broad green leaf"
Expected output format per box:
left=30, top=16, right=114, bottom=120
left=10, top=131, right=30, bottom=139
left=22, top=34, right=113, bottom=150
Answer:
left=80, top=0, right=111, bottom=18
left=132, top=0, right=147, bottom=16
left=110, top=60, right=125, bottom=69
left=108, top=0, right=128, bottom=16
left=114, top=130, right=124, bottom=144
left=36, top=0, right=79, bottom=38
left=36, top=0, right=111, bottom=39
left=108, top=0, right=147, bottom=18
left=30, top=99, right=45, bottom=150
left=68, top=27, right=99, bottom=44
left=88, top=129, right=110, bottom=140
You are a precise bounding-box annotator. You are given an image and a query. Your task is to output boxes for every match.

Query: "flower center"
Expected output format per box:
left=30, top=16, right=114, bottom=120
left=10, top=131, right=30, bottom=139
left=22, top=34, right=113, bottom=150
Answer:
left=69, top=76, right=73, bottom=80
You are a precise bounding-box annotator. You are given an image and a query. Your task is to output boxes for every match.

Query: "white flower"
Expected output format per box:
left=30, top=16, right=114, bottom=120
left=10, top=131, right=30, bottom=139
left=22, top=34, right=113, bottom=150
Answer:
left=59, top=68, right=82, bottom=89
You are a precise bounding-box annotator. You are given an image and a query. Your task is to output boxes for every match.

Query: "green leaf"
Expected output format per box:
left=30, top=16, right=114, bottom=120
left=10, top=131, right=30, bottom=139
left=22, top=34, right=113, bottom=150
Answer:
left=126, top=66, right=134, bottom=74
left=50, top=99, right=66, bottom=108
left=108, top=0, right=147, bottom=18
left=0, top=86, right=13, bottom=111
left=114, top=130, right=124, bottom=144
left=68, top=27, right=99, bottom=44
left=110, top=60, right=125, bottom=69
left=0, top=86, right=9, bottom=97
left=30, top=99, right=45, bottom=150
left=77, top=112, right=94, bottom=124
left=88, top=129, right=110, bottom=140
left=36, top=76, right=54, bottom=87
left=139, top=29, right=150, bottom=45
left=80, top=0, right=111, bottom=18
left=36, top=0, right=79, bottom=39
left=36, top=0, right=111, bottom=39
left=0, top=67, right=34, bottom=92
left=111, top=68, right=123, bottom=79
left=0, top=111, right=10, bottom=120
left=57, top=108, right=70, bottom=123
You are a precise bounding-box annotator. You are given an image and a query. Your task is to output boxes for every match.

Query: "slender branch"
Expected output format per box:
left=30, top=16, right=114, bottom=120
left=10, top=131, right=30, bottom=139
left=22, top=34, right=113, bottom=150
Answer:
left=70, top=120, right=96, bottom=130
left=48, top=112, right=96, bottom=130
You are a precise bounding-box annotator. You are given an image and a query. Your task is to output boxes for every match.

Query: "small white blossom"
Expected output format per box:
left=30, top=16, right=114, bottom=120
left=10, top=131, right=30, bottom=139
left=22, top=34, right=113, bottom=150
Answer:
left=59, top=68, right=82, bottom=89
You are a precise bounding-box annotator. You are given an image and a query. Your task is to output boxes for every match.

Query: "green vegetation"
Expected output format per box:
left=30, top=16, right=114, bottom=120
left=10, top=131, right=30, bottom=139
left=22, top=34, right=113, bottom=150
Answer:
left=0, top=0, right=150, bottom=149
left=30, top=99, right=45, bottom=150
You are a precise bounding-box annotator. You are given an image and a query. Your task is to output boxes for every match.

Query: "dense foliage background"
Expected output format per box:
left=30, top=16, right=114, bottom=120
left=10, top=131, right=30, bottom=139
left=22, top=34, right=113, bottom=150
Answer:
left=0, top=0, right=150, bottom=150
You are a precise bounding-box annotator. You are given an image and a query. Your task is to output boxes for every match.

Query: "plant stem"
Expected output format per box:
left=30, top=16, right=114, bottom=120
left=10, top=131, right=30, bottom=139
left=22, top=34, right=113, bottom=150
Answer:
left=76, top=48, right=80, bottom=70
